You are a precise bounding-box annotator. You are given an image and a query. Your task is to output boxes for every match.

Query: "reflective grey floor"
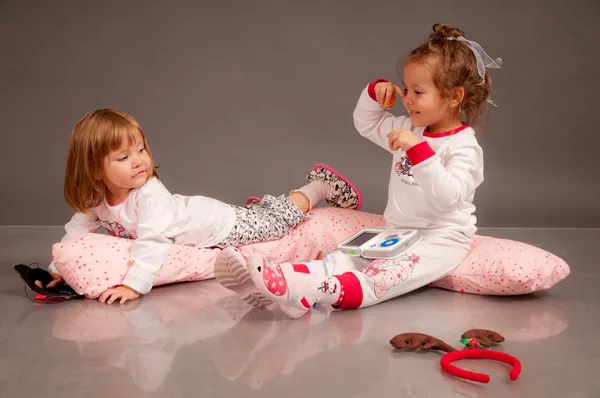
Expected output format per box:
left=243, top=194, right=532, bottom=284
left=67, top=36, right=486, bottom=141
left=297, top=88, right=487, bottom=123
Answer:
left=1, top=227, right=599, bottom=398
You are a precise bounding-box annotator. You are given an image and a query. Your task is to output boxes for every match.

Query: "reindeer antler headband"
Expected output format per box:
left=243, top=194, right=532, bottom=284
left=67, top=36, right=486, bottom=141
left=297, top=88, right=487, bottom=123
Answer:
left=390, top=329, right=522, bottom=384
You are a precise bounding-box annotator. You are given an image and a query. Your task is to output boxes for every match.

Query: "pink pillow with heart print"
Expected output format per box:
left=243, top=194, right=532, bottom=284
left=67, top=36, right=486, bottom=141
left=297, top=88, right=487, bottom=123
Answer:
left=51, top=208, right=570, bottom=299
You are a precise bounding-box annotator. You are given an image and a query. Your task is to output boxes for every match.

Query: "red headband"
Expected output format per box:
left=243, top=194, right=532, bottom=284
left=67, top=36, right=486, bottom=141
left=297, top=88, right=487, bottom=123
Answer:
left=440, top=348, right=522, bottom=384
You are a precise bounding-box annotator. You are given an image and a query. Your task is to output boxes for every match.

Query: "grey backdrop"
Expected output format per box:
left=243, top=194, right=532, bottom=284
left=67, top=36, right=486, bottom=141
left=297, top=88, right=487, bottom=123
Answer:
left=1, top=0, right=599, bottom=227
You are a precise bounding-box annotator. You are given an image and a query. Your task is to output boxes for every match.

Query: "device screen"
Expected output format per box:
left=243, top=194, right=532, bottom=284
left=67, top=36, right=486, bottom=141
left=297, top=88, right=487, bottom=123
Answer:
left=345, top=232, right=378, bottom=247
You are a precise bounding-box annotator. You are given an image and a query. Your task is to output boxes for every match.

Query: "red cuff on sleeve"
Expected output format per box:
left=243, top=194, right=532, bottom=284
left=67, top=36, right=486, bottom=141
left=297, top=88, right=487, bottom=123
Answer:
left=367, top=78, right=389, bottom=102
left=406, top=141, right=436, bottom=166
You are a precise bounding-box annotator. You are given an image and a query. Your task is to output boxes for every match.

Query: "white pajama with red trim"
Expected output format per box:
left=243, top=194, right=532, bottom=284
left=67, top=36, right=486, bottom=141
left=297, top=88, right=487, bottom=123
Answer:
left=251, top=80, right=485, bottom=314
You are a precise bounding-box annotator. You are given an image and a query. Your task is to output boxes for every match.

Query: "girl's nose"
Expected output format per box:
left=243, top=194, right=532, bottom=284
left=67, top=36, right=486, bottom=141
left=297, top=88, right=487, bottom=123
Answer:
left=131, top=154, right=142, bottom=167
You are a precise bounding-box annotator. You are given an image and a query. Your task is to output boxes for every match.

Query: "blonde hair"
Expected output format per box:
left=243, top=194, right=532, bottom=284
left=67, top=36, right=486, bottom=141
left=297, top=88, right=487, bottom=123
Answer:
left=402, top=24, right=493, bottom=127
left=64, top=109, right=159, bottom=213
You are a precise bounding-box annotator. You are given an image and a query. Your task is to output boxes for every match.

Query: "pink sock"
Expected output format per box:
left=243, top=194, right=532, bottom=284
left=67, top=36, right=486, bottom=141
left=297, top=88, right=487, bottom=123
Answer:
left=295, top=181, right=333, bottom=209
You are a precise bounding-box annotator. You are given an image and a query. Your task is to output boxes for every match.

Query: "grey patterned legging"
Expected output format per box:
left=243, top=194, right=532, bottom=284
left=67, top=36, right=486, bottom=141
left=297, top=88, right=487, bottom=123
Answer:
left=215, top=194, right=309, bottom=248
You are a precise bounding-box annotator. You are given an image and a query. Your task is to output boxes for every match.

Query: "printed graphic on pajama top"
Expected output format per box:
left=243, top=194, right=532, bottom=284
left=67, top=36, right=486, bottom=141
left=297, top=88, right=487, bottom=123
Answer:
left=394, top=156, right=419, bottom=187
left=359, top=253, right=421, bottom=298
left=102, top=221, right=133, bottom=240
left=395, top=156, right=414, bottom=178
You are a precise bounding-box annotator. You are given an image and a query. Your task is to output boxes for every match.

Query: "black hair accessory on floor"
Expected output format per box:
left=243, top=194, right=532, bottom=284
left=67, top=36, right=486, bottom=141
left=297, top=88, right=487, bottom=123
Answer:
left=13, top=263, right=82, bottom=303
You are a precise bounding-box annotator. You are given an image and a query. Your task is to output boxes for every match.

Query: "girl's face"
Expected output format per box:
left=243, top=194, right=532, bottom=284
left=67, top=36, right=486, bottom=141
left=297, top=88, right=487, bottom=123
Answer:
left=402, top=61, right=461, bottom=132
left=100, top=134, right=152, bottom=204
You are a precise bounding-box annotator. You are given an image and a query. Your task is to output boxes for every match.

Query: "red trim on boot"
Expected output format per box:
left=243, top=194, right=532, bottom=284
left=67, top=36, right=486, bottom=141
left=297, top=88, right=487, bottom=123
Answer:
left=332, top=278, right=345, bottom=307
left=293, top=264, right=310, bottom=274
left=300, top=297, right=311, bottom=309
left=332, top=273, right=363, bottom=309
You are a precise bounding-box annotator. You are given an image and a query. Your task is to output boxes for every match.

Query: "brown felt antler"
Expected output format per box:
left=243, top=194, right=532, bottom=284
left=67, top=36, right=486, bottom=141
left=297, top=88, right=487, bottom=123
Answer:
left=389, top=333, right=456, bottom=353
left=461, top=329, right=505, bottom=347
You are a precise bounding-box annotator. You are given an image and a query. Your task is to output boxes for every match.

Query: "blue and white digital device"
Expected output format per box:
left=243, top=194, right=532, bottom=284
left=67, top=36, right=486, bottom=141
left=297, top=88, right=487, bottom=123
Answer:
left=336, top=228, right=421, bottom=259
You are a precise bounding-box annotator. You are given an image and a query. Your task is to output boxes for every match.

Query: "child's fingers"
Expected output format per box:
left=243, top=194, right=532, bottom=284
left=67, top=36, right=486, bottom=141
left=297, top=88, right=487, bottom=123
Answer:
left=100, top=289, right=117, bottom=304
left=387, top=130, right=400, bottom=140
left=388, top=136, right=397, bottom=151
left=395, top=85, right=406, bottom=98
left=376, top=89, right=384, bottom=106
left=387, top=133, right=403, bottom=151
left=107, top=293, right=119, bottom=305
left=120, top=296, right=128, bottom=304
left=46, top=278, right=62, bottom=288
left=99, top=290, right=109, bottom=303
left=384, top=88, right=394, bottom=107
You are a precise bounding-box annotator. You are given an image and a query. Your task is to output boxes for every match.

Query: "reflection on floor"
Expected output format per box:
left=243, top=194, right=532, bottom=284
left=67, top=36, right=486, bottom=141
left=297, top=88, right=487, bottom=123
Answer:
left=1, top=227, right=598, bottom=398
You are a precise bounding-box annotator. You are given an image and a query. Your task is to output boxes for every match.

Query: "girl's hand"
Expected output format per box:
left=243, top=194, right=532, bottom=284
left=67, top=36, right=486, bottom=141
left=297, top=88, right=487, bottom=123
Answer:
left=374, top=81, right=405, bottom=108
left=387, top=129, right=422, bottom=152
left=35, top=272, right=64, bottom=289
left=99, top=285, right=141, bottom=305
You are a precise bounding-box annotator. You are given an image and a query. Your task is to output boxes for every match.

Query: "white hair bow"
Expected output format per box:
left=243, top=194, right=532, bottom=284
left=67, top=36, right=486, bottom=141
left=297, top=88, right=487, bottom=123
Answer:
left=448, top=36, right=502, bottom=106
